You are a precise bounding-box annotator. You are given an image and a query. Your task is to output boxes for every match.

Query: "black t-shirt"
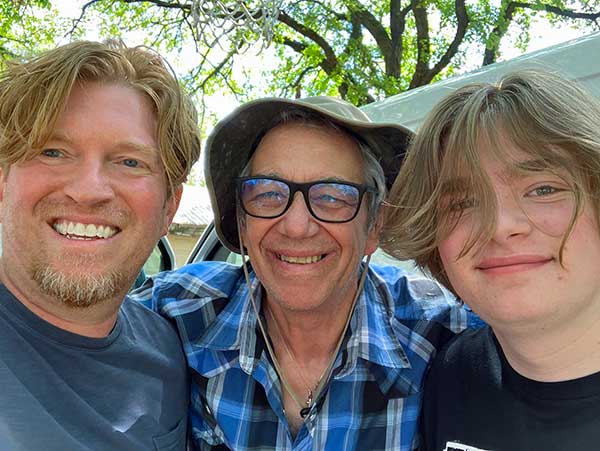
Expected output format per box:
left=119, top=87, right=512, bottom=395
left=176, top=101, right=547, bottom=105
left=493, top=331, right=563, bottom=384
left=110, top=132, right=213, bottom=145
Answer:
left=421, top=326, right=600, bottom=451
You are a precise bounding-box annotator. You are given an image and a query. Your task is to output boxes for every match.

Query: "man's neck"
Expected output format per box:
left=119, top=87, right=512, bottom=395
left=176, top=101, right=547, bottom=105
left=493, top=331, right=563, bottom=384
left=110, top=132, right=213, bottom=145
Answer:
left=0, top=265, right=124, bottom=338
left=494, top=307, right=600, bottom=382
left=264, top=289, right=358, bottom=433
left=264, top=288, right=356, bottom=363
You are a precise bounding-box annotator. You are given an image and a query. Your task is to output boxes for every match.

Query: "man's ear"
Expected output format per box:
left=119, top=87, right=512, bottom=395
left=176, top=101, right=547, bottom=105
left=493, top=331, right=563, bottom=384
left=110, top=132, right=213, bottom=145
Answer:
left=364, top=209, right=383, bottom=257
left=161, top=185, right=183, bottom=236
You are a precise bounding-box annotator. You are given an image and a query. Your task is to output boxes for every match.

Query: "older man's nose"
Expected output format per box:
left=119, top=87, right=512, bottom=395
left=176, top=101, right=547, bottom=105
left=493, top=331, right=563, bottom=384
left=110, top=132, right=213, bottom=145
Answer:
left=277, top=192, right=320, bottom=238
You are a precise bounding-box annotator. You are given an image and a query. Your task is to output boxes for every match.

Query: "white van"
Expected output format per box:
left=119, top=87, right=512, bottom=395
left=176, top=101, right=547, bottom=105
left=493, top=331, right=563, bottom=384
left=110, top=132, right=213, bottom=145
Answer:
left=362, top=31, right=600, bottom=131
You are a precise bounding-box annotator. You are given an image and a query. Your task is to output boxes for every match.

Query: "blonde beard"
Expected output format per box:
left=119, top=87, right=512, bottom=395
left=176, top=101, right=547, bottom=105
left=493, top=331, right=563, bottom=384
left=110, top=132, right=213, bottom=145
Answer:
left=32, top=265, right=125, bottom=309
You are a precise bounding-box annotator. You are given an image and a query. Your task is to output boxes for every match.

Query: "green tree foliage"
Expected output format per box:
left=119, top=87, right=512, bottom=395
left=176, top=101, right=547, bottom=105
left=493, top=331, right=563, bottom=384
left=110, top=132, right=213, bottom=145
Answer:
left=1, top=0, right=599, bottom=104
left=0, top=0, right=64, bottom=64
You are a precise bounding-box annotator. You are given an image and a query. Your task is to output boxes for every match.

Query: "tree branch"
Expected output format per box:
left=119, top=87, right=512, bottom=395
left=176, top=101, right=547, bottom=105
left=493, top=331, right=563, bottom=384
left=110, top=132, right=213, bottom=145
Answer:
left=410, top=0, right=431, bottom=87
left=282, top=34, right=373, bottom=102
left=278, top=11, right=338, bottom=71
left=66, top=0, right=102, bottom=37
left=194, top=47, right=238, bottom=93
left=482, top=1, right=518, bottom=65
left=513, top=1, right=600, bottom=20
left=286, top=64, right=318, bottom=98
left=341, top=14, right=378, bottom=77
left=119, top=0, right=191, bottom=11
left=295, top=0, right=347, bottom=21
left=408, top=0, right=469, bottom=87
left=418, top=0, right=469, bottom=86
left=484, top=1, right=600, bottom=65
left=389, top=1, right=411, bottom=77
left=282, top=37, right=308, bottom=53
left=350, top=7, right=392, bottom=62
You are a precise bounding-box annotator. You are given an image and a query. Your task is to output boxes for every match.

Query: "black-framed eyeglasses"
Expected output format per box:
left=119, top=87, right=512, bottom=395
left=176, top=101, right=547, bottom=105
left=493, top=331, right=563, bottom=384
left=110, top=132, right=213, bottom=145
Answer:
left=236, top=176, right=377, bottom=223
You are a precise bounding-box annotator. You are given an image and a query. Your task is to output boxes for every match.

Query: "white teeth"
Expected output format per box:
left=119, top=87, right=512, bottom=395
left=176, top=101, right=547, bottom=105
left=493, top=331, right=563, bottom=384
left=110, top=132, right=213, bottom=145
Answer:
left=53, top=221, right=117, bottom=239
left=73, top=223, right=86, bottom=236
left=279, top=254, right=323, bottom=264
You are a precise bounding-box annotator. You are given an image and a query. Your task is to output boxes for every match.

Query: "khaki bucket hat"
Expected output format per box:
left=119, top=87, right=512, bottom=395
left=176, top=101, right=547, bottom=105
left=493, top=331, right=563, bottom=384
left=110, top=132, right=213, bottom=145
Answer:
left=204, top=96, right=413, bottom=253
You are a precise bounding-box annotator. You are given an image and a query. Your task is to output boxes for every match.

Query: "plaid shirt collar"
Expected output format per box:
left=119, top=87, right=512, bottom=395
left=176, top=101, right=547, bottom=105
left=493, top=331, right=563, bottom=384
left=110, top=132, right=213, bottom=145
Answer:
left=195, top=265, right=414, bottom=396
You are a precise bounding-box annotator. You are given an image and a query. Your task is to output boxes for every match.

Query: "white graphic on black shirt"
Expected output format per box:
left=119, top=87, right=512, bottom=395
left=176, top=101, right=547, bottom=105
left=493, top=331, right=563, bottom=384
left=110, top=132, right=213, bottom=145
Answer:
left=443, top=441, right=491, bottom=451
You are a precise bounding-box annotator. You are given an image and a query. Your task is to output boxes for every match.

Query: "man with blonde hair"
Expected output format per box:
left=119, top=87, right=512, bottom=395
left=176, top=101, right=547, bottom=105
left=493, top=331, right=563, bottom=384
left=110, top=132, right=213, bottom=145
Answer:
left=382, top=71, right=600, bottom=451
left=0, top=41, right=201, bottom=450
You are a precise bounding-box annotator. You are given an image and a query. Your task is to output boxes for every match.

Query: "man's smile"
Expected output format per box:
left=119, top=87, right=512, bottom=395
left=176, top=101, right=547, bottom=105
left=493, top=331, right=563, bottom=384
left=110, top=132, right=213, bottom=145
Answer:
left=277, top=253, right=324, bottom=264
left=52, top=220, right=119, bottom=240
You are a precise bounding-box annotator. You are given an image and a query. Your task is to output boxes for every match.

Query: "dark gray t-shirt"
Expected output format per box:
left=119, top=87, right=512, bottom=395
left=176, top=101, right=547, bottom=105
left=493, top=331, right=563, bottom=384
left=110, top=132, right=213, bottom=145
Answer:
left=0, top=284, right=189, bottom=451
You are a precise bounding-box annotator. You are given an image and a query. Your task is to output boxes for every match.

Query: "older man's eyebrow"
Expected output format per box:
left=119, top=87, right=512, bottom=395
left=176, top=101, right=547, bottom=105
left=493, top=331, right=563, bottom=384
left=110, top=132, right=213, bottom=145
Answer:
left=249, top=172, right=282, bottom=178
left=248, top=173, right=357, bottom=184
left=315, top=176, right=359, bottom=184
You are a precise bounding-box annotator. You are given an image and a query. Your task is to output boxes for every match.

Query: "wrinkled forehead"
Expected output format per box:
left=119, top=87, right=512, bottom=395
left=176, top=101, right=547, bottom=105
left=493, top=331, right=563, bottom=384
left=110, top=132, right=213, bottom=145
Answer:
left=248, top=122, right=366, bottom=181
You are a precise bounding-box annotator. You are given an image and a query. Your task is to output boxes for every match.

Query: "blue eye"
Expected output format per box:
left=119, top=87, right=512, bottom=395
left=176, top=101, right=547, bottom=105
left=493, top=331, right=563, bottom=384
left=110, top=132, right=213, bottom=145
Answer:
left=318, top=194, right=340, bottom=203
left=529, top=185, right=559, bottom=197
left=255, top=191, right=285, bottom=202
left=41, top=149, right=63, bottom=158
left=123, top=159, right=139, bottom=168
left=259, top=191, right=278, bottom=198
left=311, top=194, right=356, bottom=211
left=310, top=183, right=359, bottom=209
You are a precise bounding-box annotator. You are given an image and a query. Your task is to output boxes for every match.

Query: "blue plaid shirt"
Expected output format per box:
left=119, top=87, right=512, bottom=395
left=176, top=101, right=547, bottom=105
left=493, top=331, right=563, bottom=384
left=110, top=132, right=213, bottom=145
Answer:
left=131, top=261, right=478, bottom=451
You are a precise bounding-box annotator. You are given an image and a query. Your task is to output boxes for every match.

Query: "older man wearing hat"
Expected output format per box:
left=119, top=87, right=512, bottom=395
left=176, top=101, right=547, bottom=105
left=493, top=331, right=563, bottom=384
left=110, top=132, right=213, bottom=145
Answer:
left=132, top=96, right=478, bottom=450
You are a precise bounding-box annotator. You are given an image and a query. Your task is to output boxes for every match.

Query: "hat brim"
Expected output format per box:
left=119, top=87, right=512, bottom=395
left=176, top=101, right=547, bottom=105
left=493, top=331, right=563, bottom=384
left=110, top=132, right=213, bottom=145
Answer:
left=205, top=97, right=413, bottom=253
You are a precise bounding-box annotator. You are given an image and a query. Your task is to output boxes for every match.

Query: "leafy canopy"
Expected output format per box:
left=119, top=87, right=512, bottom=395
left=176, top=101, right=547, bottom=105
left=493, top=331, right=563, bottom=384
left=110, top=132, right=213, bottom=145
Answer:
left=0, top=0, right=598, bottom=107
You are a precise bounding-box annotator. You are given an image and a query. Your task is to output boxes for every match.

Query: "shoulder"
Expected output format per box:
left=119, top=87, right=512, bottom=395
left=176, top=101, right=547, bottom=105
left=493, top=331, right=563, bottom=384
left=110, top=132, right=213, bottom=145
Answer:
left=152, top=261, right=244, bottom=297
left=127, top=262, right=247, bottom=334
left=130, top=262, right=244, bottom=308
left=430, top=326, right=498, bottom=377
left=119, top=297, right=186, bottom=354
left=421, top=327, right=500, bottom=451
left=370, top=264, right=452, bottom=305
left=369, top=264, right=481, bottom=331
left=424, top=326, right=502, bottom=423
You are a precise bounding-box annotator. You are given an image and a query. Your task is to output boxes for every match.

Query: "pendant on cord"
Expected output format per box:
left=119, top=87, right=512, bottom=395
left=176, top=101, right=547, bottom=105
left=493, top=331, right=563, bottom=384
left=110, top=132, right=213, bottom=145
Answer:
left=306, top=389, right=313, bottom=407
left=300, top=389, right=313, bottom=418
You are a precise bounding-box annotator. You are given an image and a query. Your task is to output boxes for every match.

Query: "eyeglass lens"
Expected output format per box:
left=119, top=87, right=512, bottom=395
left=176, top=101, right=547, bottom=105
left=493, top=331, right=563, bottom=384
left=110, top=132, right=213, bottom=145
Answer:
left=239, top=178, right=362, bottom=222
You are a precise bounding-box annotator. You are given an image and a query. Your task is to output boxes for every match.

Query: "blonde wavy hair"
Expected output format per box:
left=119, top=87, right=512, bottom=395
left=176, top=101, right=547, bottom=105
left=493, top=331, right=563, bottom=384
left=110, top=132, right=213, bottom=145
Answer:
left=381, top=70, right=600, bottom=291
left=0, top=40, right=201, bottom=195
